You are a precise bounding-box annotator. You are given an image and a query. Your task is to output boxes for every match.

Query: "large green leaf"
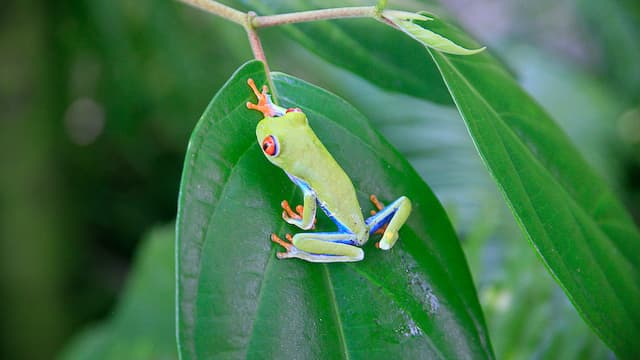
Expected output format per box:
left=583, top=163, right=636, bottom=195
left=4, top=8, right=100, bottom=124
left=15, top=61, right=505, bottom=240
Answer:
left=400, top=16, right=640, bottom=357
left=231, top=0, right=452, bottom=105
left=59, top=224, right=177, bottom=360
left=176, top=60, right=493, bottom=359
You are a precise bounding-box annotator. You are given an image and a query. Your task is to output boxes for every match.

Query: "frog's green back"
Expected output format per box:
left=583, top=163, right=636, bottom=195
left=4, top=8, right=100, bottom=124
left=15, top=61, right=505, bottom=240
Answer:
left=256, top=112, right=367, bottom=241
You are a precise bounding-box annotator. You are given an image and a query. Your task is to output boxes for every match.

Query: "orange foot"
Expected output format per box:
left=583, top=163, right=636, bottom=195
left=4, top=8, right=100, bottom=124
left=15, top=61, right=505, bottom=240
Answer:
left=271, top=233, right=294, bottom=259
left=281, top=200, right=302, bottom=220
left=281, top=200, right=316, bottom=228
left=369, top=194, right=388, bottom=248
left=246, top=78, right=283, bottom=117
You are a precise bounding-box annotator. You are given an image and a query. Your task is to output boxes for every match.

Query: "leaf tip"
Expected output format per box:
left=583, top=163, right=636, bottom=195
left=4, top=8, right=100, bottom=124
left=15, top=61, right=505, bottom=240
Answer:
left=449, top=45, right=486, bottom=56
left=382, top=10, right=432, bottom=22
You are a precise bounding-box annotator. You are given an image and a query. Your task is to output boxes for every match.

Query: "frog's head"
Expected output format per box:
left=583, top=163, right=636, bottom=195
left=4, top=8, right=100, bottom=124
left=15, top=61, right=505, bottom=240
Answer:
left=246, top=78, right=310, bottom=169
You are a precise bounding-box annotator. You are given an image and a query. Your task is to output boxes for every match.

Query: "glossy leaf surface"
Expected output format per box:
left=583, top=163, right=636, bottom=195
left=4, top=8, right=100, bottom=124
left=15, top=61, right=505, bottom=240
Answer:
left=176, top=61, right=493, bottom=359
left=403, top=17, right=640, bottom=357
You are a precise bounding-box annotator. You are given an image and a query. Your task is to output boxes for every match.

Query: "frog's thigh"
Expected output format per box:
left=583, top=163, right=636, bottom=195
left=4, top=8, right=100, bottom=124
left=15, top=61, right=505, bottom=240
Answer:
left=292, top=232, right=364, bottom=262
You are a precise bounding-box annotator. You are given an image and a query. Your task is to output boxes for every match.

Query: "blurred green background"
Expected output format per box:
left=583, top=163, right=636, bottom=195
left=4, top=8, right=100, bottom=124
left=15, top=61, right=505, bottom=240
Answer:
left=1, top=0, right=638, bottom=359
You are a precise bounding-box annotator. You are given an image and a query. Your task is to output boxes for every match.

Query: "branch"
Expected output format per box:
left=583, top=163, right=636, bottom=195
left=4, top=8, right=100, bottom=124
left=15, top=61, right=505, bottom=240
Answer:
left=252, top=7, right=377, bottom=28
left=244, top=13, right=267, bottom=65
left=178, top=0, right=386, bottom=28
left=177, top=0, right=246, bottom=25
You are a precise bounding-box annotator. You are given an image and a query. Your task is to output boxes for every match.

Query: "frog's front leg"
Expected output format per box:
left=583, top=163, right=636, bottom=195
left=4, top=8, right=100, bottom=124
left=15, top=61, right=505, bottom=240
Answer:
left=271, top=232, right=364, bottom=263
left=366, top=195, right=412, bottom=250
left=281, top=174, right=317, bottom=230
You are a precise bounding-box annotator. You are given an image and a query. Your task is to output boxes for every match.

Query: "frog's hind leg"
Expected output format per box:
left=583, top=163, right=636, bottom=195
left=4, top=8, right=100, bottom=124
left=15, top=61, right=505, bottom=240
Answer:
left=271, top=232, right=363, bottom=263
left=366, top=195, right=412, bottom=250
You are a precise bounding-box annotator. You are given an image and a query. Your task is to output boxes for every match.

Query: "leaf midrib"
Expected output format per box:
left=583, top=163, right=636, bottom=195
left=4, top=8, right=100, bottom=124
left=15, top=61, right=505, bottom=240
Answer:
left=322, top=265, right=350, bottom=360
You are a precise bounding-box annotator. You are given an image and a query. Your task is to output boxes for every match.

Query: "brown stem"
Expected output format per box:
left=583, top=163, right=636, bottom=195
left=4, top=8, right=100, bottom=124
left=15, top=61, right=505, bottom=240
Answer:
left=177, top=0, right=245, bottom=25
left=244, top=12, right=277, bottom=98
left=252, top=6, right=377, bottom=28
left=245, top=13, right=267, bottom=64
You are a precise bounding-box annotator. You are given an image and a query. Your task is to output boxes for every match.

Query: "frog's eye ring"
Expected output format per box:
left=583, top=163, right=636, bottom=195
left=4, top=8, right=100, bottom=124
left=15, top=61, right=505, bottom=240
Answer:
left=286, top=108, right=302, bottom=113
left=262, top=135, right=279, bottom=157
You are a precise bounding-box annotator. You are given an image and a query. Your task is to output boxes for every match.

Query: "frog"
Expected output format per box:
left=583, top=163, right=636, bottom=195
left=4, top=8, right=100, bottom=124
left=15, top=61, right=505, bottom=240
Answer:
left=247, top=78, right=411, bottom=262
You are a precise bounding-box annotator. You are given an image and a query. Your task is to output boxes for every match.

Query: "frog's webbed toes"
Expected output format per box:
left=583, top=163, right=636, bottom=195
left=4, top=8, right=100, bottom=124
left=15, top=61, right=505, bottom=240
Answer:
left=271, top=233, right=298, bottom=258
left=281, top=200, right=302, bottom=220
left=271, top=233, right=310, bottom=259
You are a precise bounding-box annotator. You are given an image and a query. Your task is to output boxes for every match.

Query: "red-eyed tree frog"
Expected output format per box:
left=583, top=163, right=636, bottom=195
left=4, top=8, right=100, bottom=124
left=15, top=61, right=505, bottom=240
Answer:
left=246, top=79, right=412, bottom=263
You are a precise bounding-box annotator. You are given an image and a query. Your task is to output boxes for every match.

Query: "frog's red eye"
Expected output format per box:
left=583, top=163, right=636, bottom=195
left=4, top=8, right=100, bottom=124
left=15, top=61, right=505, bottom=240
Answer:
left=286, top=108, right=302, bottom=113
left=261, top=135, right=279, bottom=157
